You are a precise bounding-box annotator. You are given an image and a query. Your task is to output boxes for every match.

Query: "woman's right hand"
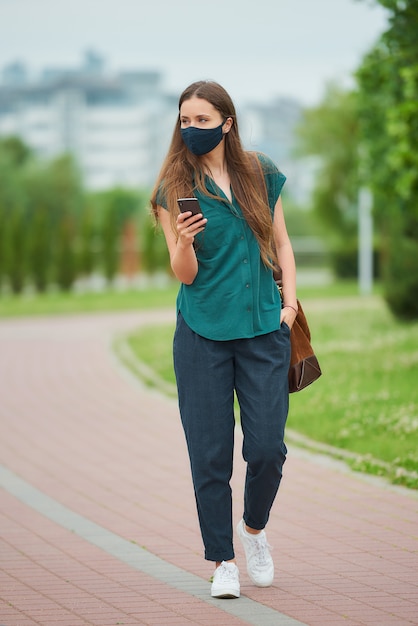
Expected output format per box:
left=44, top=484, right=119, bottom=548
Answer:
left=176, top=211, right=207, bottom=248
left=157, top=205, right=203, bottom=285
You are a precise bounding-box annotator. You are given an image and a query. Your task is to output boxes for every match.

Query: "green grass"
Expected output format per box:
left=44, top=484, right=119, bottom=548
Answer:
left=0, top=279, right=371, bottom=318
left=288, top=297, right=418, bottom=488
left=124, top=323, right=177, bottom=391
left=123, top=287, right=418, bottom=489
left=0, top=283, right=179, bottom=318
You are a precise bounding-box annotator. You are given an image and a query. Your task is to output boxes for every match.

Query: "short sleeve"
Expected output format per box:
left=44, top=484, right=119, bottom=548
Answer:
left=155, top=184, right=168, bottom=210
left=256, top=152, right=286, bottom=209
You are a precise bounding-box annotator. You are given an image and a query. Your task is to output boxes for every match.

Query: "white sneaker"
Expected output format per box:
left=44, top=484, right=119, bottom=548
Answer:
left=237, top=519, right=274, bottom=587
left=210, top=561, right=240, bottom=598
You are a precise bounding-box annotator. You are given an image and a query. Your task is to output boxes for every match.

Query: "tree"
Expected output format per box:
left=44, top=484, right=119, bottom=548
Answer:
left=0, top=136, right=31, bottom=167
left=295, top=84, right=362, bottom=277
left=140, top=212, right=170, bottom=275
left=0, top=135, right=171, bottom=293
left=0, top=137, right=31, bottom=291
left=78, top=205, right=97, bottom=279
left=356, top=0, right=418, bottom=319
left=23, top=153, right=84, bottom=291
left=0, top=137, right=31, bottom=292
left=2, top=206, right=28, bottom=294
left=29, top=207, right=51, bottom=292
left=94, top=187, right=141, bottom=284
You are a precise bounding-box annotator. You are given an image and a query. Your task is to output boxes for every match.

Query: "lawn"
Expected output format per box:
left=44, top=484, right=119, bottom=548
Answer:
left=0, top=283, right=179, bottom=318
left=123, top=287, right=418, bottom=489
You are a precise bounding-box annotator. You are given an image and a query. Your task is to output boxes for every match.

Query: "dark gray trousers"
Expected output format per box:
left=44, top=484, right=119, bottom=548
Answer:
left=173, top=313, right=290, bottom=562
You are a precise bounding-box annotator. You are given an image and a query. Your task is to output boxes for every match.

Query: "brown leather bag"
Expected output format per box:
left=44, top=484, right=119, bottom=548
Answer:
left=274, top=267, right=322, bottom=393
left=287, top=298, right=322, bottom=393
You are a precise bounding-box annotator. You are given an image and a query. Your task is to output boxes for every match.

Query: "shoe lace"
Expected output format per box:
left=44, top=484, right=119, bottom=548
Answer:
left=249, top=535, right=273, bottom=566
left=217, top=562, right=237, bottom=582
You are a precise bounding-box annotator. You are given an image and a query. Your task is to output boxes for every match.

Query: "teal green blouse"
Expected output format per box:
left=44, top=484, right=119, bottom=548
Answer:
left=162, top=153, right=286, bottom=341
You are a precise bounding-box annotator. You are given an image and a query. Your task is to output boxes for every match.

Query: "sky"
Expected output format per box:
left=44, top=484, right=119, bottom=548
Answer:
left=0, top=0, right=389, bottom=106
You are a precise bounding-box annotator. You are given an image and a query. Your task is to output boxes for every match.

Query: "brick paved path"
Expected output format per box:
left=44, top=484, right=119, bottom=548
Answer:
left=0, top=310, right=417, bottom=626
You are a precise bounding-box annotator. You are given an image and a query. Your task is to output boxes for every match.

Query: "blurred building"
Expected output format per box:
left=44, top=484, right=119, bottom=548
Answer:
left=0, top=52, right=175, bottom=190
left=0, top=52, right=313, bottom=201
left=240, top=97, right=316, bottom=205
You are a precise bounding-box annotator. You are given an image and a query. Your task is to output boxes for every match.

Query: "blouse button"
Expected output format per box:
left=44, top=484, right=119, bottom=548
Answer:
left=243, top=259, right=248, bottom=264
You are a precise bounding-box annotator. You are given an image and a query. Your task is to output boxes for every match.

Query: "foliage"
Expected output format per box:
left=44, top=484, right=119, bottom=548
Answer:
left=0, top=205, right=4, bottom=289
left=89, top=187, right=144, bottom=283
left=0, top=138, right=160, bottom=293
left=3, top=205, right=28, bottom=294
left=28, top=207, right=51, bottom=292
left=0, top=144, right=85, bottom=292
left=101, top=200, right=122, bottom=283
left=0, top=137, right=31, bottom=291
left=295, top=85, right=363, bottom=278
left=55, top=214, right=77, bottom=291
left=140, top=209, right=171, bottom=274
left=78, top=205, right=97, bottom=278
left=283, top=202, right=322, bottom=238
left=383, top=234, right=418, bottom=319
left=356, top=0, right=418, bottom=318
left=40, top=155, right=83, bottom=291
left=0, top=136, right=32, bottom=166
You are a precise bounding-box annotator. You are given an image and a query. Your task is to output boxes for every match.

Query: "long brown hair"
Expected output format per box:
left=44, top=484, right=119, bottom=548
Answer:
left=150, top=80, right=277, bottom=269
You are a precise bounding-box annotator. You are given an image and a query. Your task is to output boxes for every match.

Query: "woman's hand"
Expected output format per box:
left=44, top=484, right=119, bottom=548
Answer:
left=280, top=305, right=298, bottom=330
left=176, top=211, right=207, bottom=248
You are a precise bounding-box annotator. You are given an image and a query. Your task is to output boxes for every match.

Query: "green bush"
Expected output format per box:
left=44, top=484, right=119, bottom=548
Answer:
left=29, top=208, right=51, bottom=292
left=384, top=236, right=418, bottom=320
left=0, top=205, right=5, bottom=290
left=3, top=207, right=28, bottom=294
left=101, top=203, right=120, bottom=283
left=140, top=210, right=170, bottom=274
left=91, top=187, right=145, bottom=284
left=0, top=137, right=173, bottom=294
left=77, top=206, right=97, bottom=278
left=55, top=215, right=77, bottom=291
left=356, top=1, right=418, bottom=320
left=331, top=241, right=380, bottom=280
left=331, top=244, right=358, bottom=279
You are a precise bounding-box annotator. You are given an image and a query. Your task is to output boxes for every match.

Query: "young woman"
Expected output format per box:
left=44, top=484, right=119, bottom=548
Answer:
left=151, top=80, right=297, bottom=599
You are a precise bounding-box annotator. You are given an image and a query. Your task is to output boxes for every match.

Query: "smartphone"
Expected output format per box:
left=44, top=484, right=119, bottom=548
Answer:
left=177, top=197, right=204, bottom=218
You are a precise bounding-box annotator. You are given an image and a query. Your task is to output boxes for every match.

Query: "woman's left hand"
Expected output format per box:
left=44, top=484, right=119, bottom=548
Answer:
left=280, top=305, right=298, bottom=330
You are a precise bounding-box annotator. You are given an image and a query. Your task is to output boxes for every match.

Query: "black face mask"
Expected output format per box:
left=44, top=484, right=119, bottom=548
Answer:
left=180, top=121, right=225, bottom=156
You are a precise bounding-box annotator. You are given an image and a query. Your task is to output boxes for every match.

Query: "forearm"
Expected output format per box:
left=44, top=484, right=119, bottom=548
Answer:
left=272, top=196, right=297, bottom=311
left=277, top=240, right=297, bottom=309
left=171, top=241, right=199, bottom=285
left=158, top=205, right=204, bottom=285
